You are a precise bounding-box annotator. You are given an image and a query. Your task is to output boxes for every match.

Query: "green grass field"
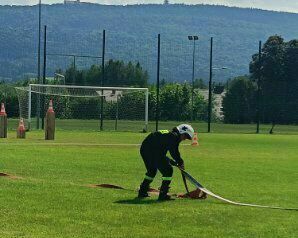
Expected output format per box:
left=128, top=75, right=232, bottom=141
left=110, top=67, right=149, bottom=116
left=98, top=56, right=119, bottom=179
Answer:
left=7, top=118, right=298, bottom=134
left=1, top=130, right=298, bottom=237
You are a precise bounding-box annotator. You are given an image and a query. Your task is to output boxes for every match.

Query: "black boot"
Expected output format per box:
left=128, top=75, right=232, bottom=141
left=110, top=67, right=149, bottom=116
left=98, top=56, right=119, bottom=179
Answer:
left=158, top=180, right=174, bottom=201
left=138, top=179, right=151, bottom=198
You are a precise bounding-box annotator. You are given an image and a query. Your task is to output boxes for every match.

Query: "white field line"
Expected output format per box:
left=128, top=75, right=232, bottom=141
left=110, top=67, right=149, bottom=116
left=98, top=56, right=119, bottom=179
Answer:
left=0, top=142, right=140, bottom=146
left=0, top=142, right=192, bottom=147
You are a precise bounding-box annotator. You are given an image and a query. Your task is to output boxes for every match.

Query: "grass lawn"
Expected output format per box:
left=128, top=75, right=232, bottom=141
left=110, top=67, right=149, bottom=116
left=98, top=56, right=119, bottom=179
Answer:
left=7, top=118, right=298, bottom=134
left=0, top=130, right=297, bottom=237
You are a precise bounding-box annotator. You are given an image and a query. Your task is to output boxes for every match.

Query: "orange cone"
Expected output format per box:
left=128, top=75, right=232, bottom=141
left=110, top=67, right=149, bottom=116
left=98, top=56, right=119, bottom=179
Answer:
left=0, top=103, right=7, bottom=116
left=47, top=99, right=54, bottom=113
left=191, top=132, right=199, bottom=146
left=17, top=118, right=26, bottom=139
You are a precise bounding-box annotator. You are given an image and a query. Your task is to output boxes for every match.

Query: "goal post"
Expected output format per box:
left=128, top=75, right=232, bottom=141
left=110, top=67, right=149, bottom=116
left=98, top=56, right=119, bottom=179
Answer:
left=15, top=84, right=149, bottom=132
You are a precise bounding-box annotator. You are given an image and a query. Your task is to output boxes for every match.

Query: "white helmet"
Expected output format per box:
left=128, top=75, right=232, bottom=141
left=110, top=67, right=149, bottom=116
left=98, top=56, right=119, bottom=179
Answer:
left=176, top=124, right=195, bottom=139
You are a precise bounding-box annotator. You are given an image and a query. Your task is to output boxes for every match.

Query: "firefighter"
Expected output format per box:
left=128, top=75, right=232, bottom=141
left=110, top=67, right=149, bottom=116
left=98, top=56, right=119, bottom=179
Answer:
left=138, top=124, right=194, bottom=201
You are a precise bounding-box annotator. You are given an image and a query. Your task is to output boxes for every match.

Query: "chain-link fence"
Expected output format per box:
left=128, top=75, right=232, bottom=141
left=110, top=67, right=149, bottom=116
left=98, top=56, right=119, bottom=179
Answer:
left=1, top=3, right=298, bottom=134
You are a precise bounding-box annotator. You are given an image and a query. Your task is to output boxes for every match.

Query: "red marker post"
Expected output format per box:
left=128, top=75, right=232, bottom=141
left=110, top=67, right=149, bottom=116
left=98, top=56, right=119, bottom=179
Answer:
left=0, top=103, right=7, bottom=138
left=45, top=100, right=55, bottom=140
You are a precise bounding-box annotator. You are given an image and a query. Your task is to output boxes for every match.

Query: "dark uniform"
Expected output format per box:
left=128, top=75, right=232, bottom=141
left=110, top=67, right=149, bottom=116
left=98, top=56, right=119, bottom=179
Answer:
left=138, top=128, right=184, bottom=200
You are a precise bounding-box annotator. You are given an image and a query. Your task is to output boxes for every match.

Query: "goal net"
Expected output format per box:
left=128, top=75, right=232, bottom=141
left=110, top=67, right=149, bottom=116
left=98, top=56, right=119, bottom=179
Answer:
left=15, top=84, right=149, bottom=132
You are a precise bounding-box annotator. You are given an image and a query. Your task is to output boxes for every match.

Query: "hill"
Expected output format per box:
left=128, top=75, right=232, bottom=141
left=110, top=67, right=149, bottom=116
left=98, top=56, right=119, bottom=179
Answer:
left=0, top=3, right=297, bottom=83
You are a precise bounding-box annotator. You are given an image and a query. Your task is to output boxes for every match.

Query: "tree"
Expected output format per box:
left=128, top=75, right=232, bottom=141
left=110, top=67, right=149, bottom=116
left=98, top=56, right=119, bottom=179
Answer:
left=222, top=76, right=256, bottom=123
left=62, top=60, right=148, bottom=87
left=249, top=35, right=298, bottom=124
left=65, top=63, right=80, bottom=85
left=193, top=78, right=207, bottom=89
left=160, top=78, right=167, bottom=88
left=157, top=82, right=208, bottom=121
left=159, top=83, right=190, bottom=121
left=283, top=40, right=298, bottom=123
left=85, top=65, right=101, bottom=86
left=193, top=92, right=208, bottom=121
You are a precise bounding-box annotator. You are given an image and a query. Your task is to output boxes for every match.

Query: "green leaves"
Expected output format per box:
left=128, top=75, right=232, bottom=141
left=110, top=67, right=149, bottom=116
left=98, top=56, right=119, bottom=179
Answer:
left=222, top=76, right=256, bottom=123
left=250, top=35, right=298, bottom=124
left=64, top=60, right=148, bottom=87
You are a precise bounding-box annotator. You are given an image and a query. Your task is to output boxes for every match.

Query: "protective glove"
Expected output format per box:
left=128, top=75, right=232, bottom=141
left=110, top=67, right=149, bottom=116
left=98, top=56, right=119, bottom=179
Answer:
left=169, top=159, right=178, bottom=166
left=169, top=159, right=185, bottom=170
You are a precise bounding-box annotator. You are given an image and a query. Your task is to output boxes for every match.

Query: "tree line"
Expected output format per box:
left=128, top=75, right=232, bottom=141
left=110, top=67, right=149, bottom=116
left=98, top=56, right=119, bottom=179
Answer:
left=62, top=60, right=149, bottom=87
left=222, top=35, right=298, bottom=125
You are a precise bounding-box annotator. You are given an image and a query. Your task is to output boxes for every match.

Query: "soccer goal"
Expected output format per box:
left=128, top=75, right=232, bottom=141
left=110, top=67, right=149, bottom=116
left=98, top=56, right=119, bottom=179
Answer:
left=15, top=84, right=149, bottom=132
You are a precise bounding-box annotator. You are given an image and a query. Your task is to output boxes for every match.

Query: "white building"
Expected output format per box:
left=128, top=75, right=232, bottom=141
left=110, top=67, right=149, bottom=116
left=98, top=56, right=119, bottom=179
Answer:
left=64, top=0, right=80, bottom=4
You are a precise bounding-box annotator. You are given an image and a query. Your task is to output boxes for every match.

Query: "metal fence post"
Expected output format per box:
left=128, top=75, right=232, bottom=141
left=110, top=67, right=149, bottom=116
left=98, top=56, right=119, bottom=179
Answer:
left=156, top=34, right=161, bottom=132
left=100, top=29, right=106, bottom=131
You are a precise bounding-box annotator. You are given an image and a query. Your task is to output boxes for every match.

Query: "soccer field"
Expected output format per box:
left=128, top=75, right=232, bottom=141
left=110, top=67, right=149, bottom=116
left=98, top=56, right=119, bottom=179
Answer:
left=1, top=131, right=297, bottom=237
left=6, top=118, right=298, bottom=134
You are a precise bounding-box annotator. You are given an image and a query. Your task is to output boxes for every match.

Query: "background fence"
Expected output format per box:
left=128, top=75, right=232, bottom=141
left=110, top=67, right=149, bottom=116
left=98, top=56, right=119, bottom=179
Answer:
left=1, top=2, right=298, bottom=134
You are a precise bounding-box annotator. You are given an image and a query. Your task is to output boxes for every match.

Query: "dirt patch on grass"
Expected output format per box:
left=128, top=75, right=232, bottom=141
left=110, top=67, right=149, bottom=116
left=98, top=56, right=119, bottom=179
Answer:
left=177, top=189, right=208, bottom=199
left=0, top=172, right=22, bottom=180
left=148, top=188, right=160, bottom=195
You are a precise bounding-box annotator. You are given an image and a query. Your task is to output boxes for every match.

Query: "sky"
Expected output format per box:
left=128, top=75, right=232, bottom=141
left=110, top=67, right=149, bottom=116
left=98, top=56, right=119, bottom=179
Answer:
left=1, top=0, right=298, bottom=14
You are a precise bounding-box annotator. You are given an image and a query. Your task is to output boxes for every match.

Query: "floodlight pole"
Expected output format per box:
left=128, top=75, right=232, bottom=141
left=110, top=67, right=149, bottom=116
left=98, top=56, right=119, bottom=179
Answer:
left=192, top=39, right=195, bottom=121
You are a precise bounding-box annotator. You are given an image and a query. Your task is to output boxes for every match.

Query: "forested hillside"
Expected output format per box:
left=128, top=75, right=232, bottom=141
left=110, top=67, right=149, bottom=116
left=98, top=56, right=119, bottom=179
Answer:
left=0, top=3, right=297, bottom=83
